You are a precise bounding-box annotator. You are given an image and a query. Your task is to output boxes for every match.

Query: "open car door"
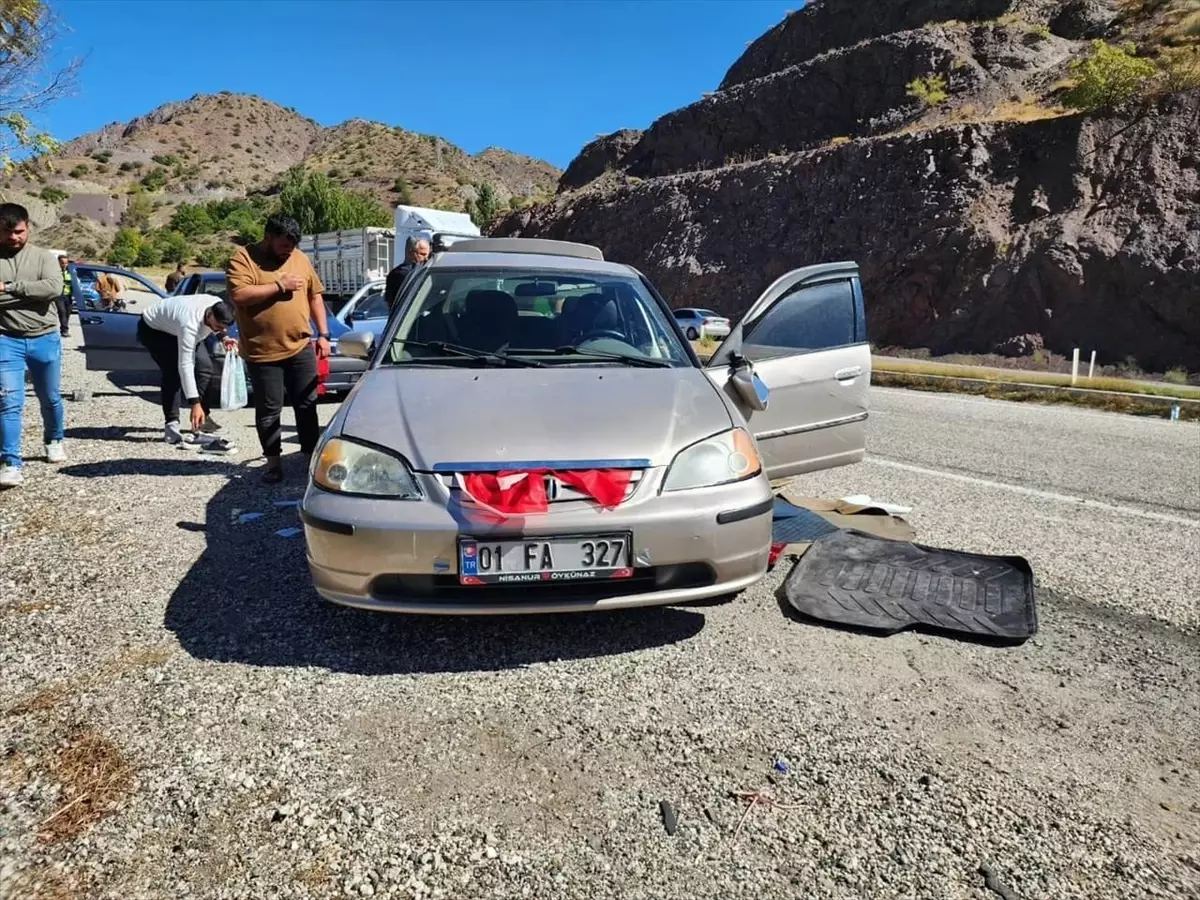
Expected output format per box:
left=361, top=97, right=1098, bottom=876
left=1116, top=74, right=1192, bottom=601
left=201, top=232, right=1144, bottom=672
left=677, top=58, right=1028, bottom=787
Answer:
left=704, top=262, right=870, bottom=481
left=72, top=264, right=166, bottom=373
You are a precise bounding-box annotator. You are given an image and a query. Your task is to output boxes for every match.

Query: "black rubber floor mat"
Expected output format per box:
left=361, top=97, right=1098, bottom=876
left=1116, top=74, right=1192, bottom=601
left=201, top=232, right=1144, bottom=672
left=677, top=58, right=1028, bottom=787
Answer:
left=780, top=529, right=1037, bottom=642
left=772, top=498, right=840, bottom=544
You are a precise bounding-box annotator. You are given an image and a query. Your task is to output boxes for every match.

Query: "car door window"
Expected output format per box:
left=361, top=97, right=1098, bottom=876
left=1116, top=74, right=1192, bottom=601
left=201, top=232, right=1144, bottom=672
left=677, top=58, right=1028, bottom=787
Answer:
left=355, top=290, right=389, bottom=319
left=741, top=279, right=857, bottom=360
left=199, top=277, right=227, bottom=300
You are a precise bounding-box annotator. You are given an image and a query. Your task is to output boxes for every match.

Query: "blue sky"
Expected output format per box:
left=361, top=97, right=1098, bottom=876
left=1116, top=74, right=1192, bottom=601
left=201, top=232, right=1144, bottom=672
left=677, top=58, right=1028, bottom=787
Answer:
left=42, top=0, right=797, bottom=169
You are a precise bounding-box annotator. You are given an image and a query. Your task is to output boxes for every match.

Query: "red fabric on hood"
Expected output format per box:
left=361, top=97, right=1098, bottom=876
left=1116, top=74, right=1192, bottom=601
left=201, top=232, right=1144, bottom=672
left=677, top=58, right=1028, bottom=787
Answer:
left=461, top=471, right=549, bottom=516
left=459, top=469, right=633, bottom=517
left=556, top=469, right=632, bottom=508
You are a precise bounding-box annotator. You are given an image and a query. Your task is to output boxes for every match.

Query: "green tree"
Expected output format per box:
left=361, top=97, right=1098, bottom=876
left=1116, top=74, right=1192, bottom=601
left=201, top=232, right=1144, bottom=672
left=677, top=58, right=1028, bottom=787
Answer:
left=135, top=239, right=162, bottom=267
left=1063, top=41, right=1158, bottom=111
left=121, top=189, right=153, bottom=230
left=0, top=1, right=80, bottom=172
left=196, top=244, right=232, bottom=269
left=151, top=229, right=191, bottom=265
left=169, top=202, right=215, bottom=237
left=472, top=182, right=501, bottom=227
left=107, top=227, right=142, bottom=267
left=277, top=168, right=390, bottom=233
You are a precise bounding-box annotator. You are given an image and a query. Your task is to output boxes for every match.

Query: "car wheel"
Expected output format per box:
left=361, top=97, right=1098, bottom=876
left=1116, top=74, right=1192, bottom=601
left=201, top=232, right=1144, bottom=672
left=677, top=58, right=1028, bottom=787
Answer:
left=686, top=327, right=699, bottom=340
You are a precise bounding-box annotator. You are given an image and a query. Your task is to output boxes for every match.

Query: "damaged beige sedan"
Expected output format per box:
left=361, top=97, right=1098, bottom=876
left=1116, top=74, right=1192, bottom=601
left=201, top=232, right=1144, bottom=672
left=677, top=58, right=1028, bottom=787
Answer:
left=300, top=238, right=870, bottom=614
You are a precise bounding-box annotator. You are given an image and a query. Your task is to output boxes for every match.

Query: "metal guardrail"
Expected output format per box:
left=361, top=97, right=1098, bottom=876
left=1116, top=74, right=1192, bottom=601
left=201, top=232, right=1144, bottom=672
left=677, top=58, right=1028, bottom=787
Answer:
left=873, top=370, right=1200, bottom=409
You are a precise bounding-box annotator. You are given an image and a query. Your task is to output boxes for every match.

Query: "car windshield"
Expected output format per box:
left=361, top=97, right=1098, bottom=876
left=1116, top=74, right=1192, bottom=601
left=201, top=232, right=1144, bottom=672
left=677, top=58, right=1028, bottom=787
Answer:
left=383, top=268, right=690, bottom=367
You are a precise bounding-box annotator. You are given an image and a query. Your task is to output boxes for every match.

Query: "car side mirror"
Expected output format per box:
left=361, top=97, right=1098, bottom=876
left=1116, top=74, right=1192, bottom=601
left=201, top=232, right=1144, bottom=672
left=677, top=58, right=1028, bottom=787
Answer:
left=730, top=360, right=769, bottom=411
left=339, top=330, right=375, bottom=360
left=350, top=309, right=367, bottom=321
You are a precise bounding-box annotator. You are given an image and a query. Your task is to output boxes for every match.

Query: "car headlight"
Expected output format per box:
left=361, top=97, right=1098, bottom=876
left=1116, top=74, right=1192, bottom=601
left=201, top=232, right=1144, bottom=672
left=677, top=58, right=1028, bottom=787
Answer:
left=312, top=438, right=421, bottom=498
left=662, top=428, right=761, bottom=492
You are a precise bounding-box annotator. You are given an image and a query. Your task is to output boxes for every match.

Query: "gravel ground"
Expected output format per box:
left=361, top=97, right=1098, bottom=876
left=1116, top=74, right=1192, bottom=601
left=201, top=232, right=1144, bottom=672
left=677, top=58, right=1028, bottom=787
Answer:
left=1, top=333, right=1198, bottom=899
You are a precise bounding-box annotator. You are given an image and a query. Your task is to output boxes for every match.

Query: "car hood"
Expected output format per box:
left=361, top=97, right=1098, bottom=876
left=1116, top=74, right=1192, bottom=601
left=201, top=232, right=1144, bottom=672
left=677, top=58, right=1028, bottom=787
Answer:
left=339, top=366, right=733, bottom=471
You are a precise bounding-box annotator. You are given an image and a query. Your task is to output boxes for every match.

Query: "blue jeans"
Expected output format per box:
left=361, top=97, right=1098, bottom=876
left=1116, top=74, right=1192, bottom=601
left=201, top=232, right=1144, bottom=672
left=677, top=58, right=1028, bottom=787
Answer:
left=0, top=332, right=65, bottom=469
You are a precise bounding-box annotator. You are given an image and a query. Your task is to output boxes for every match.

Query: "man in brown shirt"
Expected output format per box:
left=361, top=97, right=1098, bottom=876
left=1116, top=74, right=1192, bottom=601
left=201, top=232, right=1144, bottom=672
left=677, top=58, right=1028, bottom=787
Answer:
left=226, top=214, right=331, bottom=484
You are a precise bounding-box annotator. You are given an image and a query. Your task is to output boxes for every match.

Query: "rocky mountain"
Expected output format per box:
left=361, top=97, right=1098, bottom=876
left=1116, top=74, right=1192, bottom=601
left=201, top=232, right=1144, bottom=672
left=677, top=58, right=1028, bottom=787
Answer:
left=495, top=0, right=1200, bottom=372
left=3, top=92, right=559, bottom=255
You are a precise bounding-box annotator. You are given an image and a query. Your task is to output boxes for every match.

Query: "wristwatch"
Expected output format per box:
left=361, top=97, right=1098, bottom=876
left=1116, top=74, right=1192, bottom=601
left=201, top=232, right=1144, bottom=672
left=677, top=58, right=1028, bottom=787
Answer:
left=318, top=332, right=330, bottom=340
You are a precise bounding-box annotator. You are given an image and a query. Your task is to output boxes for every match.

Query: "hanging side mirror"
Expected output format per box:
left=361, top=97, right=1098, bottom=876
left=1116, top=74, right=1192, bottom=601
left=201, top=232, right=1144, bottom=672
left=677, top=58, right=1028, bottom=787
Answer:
left=730, top=358, right=770, bottom=411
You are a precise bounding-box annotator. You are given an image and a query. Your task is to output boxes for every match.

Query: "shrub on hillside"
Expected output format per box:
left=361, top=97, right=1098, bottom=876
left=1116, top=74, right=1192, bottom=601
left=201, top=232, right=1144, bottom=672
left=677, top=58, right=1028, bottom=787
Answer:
left=39, top=185, right=69, bottom=204
left=906, top=74, right=949, bottom=107
left=68, top=164, right=89, bottom=178
left=1063, top=41, right=1158, bottom=111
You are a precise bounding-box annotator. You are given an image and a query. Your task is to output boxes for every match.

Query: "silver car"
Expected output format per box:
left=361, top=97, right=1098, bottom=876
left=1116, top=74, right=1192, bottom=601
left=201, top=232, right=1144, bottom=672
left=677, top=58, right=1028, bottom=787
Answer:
left=673, top=307, right=731, bottom=341
left=301, top=238, right=870, bottom=614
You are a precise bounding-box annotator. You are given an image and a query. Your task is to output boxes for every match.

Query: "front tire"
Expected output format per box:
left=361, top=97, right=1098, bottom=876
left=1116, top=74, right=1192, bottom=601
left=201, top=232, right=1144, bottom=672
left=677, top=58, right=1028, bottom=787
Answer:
left=686, top=327, right=699, bottom=340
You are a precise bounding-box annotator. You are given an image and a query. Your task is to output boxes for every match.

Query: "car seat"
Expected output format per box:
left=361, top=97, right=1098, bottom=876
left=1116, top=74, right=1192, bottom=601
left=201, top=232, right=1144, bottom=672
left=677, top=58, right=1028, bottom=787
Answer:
left=459, top=289, right=518, bottom=352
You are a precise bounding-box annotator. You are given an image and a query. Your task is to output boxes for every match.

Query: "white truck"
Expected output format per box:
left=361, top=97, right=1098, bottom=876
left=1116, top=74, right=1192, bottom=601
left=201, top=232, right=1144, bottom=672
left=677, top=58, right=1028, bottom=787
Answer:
left=299, top=206, right=481, bottom=305
left=298, top=227, right=395, bottom=303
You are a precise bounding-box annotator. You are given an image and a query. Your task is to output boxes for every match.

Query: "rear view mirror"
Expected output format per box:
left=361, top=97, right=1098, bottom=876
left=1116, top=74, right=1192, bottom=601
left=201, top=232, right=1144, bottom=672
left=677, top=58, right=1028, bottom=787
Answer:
left=731, top=363, right=769, bottom=411
left=514, top=281, right=557, bottom=297
left=339, top=330, right=375, bottom=360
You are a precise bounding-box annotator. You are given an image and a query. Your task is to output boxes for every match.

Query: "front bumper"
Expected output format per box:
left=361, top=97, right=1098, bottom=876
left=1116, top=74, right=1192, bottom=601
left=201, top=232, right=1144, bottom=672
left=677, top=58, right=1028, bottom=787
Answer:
left=301, top=469, right=774, bottom=614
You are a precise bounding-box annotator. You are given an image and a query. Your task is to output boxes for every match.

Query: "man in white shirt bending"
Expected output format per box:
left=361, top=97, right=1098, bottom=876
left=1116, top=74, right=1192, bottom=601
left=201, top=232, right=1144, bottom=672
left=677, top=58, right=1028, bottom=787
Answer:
left=138, top=295, right=236, bottom=444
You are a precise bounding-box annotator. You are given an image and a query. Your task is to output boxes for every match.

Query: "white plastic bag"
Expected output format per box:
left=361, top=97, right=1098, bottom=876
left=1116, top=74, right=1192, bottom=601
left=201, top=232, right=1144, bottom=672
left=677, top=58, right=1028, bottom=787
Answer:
left=220, top=347, right=248, bottom=411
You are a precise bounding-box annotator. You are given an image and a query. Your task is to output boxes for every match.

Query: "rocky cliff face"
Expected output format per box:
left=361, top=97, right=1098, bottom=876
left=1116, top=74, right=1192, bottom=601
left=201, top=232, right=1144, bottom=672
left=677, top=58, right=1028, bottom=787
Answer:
left=495, top=0, right=1199, bottom=371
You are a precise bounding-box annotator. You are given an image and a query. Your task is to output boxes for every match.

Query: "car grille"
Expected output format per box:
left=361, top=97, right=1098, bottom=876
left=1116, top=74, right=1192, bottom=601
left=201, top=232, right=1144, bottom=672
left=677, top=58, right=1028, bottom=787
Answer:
left=438, top=470, right=645, bottom=504
left=371, top=563, right=715, bottom=604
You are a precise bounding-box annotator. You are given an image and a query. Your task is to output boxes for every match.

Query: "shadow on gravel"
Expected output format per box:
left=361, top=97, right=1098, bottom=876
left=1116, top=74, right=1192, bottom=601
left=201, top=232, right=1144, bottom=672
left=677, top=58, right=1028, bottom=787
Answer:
left=164, top=460, right=707, bottom=674
left=59, top=458, right=246, bottom=479
left=65, top=425, right=162, bottom=444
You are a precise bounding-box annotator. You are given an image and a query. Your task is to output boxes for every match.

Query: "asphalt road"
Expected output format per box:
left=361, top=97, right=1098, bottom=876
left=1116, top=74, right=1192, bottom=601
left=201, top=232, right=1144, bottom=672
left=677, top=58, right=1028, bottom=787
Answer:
left=793, top=387, right=1200, bottom=629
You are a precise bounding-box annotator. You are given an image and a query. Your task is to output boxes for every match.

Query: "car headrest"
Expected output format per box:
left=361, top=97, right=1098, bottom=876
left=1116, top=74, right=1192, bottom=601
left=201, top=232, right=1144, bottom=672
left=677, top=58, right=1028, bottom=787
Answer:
left=460, top=289, right=518, bottom=350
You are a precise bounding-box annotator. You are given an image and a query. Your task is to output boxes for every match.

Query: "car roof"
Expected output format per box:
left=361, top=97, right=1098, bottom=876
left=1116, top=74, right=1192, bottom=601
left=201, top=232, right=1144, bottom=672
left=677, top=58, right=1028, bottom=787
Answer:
left=426, top=251, right=636, bottom=278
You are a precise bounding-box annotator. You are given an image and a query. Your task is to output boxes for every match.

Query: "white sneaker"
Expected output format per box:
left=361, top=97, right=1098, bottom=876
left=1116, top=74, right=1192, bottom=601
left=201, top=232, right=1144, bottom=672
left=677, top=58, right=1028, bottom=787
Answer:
left=45, top=441, right=66, bottom=463
left=0, top=466, right=23, bottom=489
left=165, top=422, right=183, bottom=445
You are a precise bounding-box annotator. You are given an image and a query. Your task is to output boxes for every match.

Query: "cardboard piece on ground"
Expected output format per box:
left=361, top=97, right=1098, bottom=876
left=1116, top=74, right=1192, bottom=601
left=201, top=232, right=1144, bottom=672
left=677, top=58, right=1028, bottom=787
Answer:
left=778, top=491, right=917, bottom=543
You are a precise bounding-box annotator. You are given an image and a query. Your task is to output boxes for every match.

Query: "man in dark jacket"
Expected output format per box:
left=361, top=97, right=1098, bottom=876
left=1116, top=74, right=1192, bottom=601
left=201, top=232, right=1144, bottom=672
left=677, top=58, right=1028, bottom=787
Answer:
left=384, top=236, right=430, bottom=310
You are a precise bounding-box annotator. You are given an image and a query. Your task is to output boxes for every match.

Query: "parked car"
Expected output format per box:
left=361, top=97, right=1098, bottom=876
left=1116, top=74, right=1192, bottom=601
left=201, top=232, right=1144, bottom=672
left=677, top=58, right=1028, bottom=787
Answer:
left=673, top=307, right=731, bottom=340
left=168, top=271, right=366, bottom=395
left=335, top=278, right=389, bottom=341
left=301, top=237, right=871, bottom=615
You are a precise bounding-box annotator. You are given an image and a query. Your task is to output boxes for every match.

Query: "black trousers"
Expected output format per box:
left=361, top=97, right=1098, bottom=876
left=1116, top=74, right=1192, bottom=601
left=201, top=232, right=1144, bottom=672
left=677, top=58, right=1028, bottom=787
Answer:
left=136, top=318, right=213, bottom=423
left=246, top=343, right=319, bottom=459
left=55, top=295, right=71, bottom=334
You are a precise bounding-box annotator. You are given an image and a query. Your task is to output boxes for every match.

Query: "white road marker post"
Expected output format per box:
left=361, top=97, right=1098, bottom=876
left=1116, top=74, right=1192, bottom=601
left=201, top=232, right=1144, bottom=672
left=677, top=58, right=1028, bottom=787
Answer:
left=1088, top=350, right=1096, bottom=380
left=1071, top=348, right=1080, bottom=386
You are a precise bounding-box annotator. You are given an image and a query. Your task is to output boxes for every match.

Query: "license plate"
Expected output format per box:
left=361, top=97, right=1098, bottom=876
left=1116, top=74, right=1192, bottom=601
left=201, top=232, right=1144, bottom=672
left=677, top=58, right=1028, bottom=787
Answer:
left=458, top=534, right=633, bottom=585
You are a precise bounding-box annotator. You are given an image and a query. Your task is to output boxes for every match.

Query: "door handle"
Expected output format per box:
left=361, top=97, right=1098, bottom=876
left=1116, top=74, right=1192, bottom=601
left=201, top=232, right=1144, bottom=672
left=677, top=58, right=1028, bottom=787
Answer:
left=80, top=316, right=102, bottom=325
left=834, top=366, right=863, bottom=381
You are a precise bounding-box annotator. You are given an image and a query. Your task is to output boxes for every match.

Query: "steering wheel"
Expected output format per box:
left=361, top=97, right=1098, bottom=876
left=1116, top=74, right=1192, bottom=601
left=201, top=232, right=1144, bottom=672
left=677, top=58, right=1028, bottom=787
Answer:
left=580, top=328, right=627, bottom=344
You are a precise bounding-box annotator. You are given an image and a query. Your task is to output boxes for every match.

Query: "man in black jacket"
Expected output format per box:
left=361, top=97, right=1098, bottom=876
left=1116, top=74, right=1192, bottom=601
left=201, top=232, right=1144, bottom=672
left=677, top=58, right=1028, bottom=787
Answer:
left=384, top=236, right=430, bottom=310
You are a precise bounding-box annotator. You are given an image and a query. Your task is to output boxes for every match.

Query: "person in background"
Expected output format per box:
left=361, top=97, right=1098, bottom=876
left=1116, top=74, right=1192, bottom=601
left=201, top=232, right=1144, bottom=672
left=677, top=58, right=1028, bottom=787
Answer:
left=165, top=262, right=186, bottom=293
left=226, top=214, right=331, bottom=484
left=384, top=235, right=430, bottom=309
left=56, top=254, right=72, bottom=337
left=138, top=293, right=237, bottom=446
left=95, top=270, right=125, bottom=311
left=0, top=203, right=66, bottom=489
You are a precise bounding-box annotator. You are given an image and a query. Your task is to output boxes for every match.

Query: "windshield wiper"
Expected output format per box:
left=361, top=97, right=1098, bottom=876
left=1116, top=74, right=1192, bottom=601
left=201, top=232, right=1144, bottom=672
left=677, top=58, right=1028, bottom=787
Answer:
left=545, top=346, right=673, bottom=368
left=396, top=340, right=547, bottom=368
